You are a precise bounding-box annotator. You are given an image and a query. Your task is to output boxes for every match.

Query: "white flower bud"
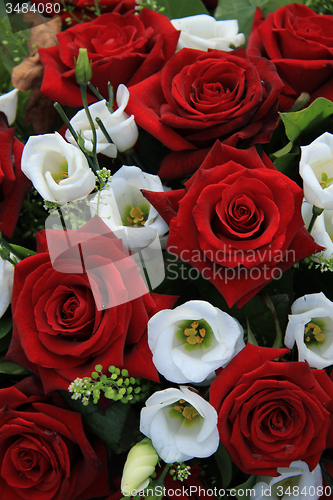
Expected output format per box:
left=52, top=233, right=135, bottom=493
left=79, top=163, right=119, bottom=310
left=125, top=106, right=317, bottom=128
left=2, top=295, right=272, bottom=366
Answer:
left=66, top=84, right=138, bottom=157
left=121, top=438, right=159, bottom=496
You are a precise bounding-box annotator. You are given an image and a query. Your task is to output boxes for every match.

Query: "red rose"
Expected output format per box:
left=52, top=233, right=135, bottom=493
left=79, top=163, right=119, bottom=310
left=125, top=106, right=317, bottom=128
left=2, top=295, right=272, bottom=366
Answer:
left=4, top=217, right=177, bottom=392
left=143, top=141, right=320, bottom=308
left=126, top=47, right=283, bottom=180
left=209, top=344, right=333, bottom=476
left=0, top=114, right=31, bottom=238
left=0, top=376, right=110, bottom=500
left=39, top=9, right=179, bottom=107
left=246, top=4, right=333, bottom=111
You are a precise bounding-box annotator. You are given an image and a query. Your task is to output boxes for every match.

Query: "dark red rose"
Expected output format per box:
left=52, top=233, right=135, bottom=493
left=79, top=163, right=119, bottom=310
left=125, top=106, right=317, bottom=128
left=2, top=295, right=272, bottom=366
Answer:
left=126, top=47, right=283, bottom=180
left=4, top=217, right=177, bottom=392
left=143, top=141, right=321, bottom=308
left=209, top=344, right=333, bottom=476
left=246, top=3, right=333, bottom=111
left=0, top=376, right=111, bottom=500
left=39, top=9, right=179, bottom=107
left=0, top=113, right=31, bottom=238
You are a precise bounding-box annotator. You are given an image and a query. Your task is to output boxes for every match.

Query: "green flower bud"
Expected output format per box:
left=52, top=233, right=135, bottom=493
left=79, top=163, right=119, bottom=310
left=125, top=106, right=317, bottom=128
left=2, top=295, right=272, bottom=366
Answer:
left=121, top=438, right=159, bottom=496
left=75, top=48, right=93, bottom=86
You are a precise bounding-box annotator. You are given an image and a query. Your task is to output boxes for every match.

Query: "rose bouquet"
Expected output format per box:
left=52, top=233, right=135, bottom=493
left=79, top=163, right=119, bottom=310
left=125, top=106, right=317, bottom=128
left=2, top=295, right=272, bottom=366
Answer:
left=1, top=0, right=333, bottom=499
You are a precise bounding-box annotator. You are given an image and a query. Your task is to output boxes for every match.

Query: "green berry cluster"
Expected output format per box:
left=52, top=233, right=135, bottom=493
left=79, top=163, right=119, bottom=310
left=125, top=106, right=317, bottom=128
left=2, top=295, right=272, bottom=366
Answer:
left=68, top=365, right=149, bottom=405
left=169, top=463, right=191, bottom=482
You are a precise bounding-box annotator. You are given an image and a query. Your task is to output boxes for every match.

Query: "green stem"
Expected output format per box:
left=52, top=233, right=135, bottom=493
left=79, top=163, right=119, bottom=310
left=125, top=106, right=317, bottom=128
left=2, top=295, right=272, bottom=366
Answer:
left=261, top=293, right=283, bottom=349
left=80, top=84, right=99, bottom=174
left=53, top=102, right=96, bottom=172
left=95, top=117, right=113, bottom=144
left=0, top=235, right=21, bottom=263
left=107, top=82, right=114, bottom=112
left=93, top=0, right=101, bottom=15
left=308, top=205, right=324, bottom=234
left=87, top=82, right=104, bottom=101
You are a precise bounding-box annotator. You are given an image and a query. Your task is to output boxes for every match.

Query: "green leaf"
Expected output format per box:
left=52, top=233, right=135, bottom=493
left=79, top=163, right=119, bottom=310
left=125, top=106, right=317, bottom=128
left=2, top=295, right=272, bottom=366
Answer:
left=271, top=143, right=300, bottom=177
left=214, top=443, right=233, bottom=489
left=187, top=268, right=292, bottom=348
left=233, top=474, right=257, bottom=500
left=59, top=391, right=138, bottom=453
left=0, top=361, right=31, bottom=375
left=280, top=97, right=333, bottom=144
left=0, top=316, right=12, bottom=340
left=320, top=463, right=333, bottom=491
left=0, top=16, right=29, bottom=74
left=215, top=0, right=304, bottom=41
left=246, top=318, right=258, bottom=345
left=145, top=0, right=209, bottom=19
left=10, top=244, right=36, bottom=260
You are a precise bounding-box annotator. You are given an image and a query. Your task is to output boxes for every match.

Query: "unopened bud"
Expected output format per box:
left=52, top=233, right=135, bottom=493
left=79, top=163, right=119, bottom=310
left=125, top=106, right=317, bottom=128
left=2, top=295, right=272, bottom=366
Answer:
left=121, top=438, right=159, bottom=496
left=75, top=48, right=93, bottom=86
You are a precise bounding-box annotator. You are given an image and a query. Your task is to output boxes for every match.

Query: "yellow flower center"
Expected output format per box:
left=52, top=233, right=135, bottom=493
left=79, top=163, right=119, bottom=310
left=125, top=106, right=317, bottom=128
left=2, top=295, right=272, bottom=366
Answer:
left=320, top=172, right=333, bottom=189
left=304, top=321, right=325, bottom=343
left=183, top=321, right=206, bottom=345
left=173, top=399, right=199, bottom=420
left=127, top=207, right=146, bottom=227
left=51, top=159, right=69, bottom=184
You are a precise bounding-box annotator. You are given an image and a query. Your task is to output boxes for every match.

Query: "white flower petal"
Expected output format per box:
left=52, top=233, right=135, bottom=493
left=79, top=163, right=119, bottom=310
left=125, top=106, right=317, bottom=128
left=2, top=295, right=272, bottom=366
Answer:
left=90, top=165, right=168, bottom=250
left=171, top=14, right=245, bottom=52
left=0, top=258, right=14, bottom=318
left=0, top=88, right=19, bottom=125
left=284, top=292, right=333, bottom=368
left=140, top=386, right=219, bottom=463
left=147, top=300, right=244, bottom=384
left=300, top=132, right=333, bottom=209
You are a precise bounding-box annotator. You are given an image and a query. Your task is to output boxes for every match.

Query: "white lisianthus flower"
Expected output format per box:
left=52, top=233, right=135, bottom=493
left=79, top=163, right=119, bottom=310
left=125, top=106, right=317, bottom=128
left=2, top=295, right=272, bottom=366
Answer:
left=21, top=132, right=96, bottom=205
left=0, top=257, right=15, bottom=318
left=90, top=165, right=169, bottom=250
left=299, top=132, right=333, bottom=209
left=0, top=88, right=19, bottom=125
left=252, top=461, right=322, bottom=500
left=302, top=200, right=333, bottom=259
left=66, top=84, right=138, bottom=156
left=148, top=300, right=244, bottom=384
left=140, top=386, right=219, bottom=463
left=284, top=292, right=333, bottom=369
left=171, top=15, right=245, bottom=51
